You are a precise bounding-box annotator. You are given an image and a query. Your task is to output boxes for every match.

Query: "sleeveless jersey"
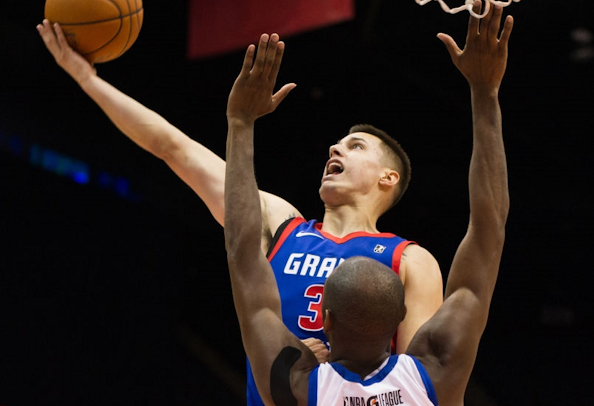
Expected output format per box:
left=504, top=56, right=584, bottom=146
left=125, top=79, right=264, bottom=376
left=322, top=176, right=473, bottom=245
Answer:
left=309, top=355, right=439, bottom=406
left=246, top=218, right=413, bottom=406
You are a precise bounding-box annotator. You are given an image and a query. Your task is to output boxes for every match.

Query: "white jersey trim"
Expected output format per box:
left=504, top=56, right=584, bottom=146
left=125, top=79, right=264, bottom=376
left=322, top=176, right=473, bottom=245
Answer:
left=308, top=355, right=438, bottom=406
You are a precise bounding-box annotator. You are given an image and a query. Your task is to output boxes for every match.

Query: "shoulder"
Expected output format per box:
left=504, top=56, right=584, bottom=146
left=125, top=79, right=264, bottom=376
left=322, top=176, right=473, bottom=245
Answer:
left=402, top=243, right=435, bottom=260
left=260, top=193, right=302, bottom=233
left=259, top=191, right=303, bottom=253
left=400, top=244, right=441, bottom=285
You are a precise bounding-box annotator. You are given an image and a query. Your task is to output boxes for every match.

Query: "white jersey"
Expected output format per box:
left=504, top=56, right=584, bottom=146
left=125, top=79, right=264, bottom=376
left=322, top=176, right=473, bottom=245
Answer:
left=308, top=355, right=438, bottom=406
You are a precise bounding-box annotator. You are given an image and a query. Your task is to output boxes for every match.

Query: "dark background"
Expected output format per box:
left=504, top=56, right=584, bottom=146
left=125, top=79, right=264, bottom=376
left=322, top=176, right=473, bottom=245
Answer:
left=1, top=1, right=592, bottom=405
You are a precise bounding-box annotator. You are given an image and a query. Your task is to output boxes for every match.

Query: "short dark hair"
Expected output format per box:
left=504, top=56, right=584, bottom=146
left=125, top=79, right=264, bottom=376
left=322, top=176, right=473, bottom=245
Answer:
left=348, top=124, right=412, bottom=209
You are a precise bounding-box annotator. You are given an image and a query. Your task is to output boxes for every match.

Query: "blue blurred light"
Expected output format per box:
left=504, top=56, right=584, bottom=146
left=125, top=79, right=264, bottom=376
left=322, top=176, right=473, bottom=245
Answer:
left=72, top=171, right=90, bottom=185
left=1, top=133, right=141, bottom=202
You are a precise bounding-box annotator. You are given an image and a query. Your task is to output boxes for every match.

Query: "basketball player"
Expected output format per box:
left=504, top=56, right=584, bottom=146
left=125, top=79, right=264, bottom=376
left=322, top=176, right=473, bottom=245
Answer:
left=37, top=12, right=442, bottom=405
left=224, top=3, right=511, bottom=405
left=36, top=14, right=442, bottom=354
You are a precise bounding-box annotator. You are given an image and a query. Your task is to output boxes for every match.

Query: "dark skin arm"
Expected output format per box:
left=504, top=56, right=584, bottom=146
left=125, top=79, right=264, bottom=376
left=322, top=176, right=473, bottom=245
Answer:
left=406, top=3, right=512, bottom=406
left=224, top=34, right=318, bottom=406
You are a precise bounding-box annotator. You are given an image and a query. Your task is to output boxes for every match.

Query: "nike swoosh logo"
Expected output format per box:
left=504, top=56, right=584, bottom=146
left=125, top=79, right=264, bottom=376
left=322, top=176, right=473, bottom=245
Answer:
left=295, top=231, right=325, bottom=239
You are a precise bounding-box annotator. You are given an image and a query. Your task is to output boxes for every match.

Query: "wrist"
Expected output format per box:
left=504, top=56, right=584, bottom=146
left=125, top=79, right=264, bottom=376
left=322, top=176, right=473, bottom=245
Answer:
left=74, top=68, right=97, bottom=90
left=226, top=114, right=256, bottom=129
left=469, top=86, right=499, bottom=100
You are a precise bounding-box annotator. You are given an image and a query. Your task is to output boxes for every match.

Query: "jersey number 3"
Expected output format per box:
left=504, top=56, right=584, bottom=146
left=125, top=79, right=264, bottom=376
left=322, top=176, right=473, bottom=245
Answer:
left=298, top=284, right=324, bottom=331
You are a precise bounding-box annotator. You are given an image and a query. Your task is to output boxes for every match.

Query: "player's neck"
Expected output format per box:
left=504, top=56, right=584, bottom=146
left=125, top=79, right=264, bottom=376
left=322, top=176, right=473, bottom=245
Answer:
left=330, top=348, right=391, bottom=380
left=321, top=205, right=379, bottom=237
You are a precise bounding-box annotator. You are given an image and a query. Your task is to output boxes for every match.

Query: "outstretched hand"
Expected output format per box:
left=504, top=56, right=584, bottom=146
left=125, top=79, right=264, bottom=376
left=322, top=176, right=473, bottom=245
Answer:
left=36, top=19, right=96, bottom=84
left=226, top=33, right=296, bottom=125
left=437, top=1, right=513, bottom=94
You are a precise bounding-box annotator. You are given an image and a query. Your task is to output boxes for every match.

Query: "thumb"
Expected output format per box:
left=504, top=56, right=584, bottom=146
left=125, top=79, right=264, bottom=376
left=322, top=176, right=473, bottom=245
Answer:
left=437, top=33, right=461, bottom=60
left=271, top=83, right=297, bottom=109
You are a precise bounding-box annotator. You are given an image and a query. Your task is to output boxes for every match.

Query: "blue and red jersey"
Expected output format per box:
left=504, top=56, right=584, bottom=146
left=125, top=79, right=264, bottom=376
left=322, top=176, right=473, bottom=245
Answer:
left=246, top=217, right=413, bottom=406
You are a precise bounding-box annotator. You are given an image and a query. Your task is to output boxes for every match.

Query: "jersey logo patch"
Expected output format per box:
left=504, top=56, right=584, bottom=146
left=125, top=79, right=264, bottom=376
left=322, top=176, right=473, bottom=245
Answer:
left=295, top=231, right=324, bottom=239
left=373, top=244, right=386, bottom=254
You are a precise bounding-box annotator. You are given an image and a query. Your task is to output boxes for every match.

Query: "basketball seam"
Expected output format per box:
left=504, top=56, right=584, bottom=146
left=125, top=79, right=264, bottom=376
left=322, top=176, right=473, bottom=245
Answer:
left=53, top=0, right=143, bottom=62
left=81, top=0, right=123, bottom=60
left=114, top=0, right=134, bottom=58
left=134, top=0, right=142, bottom=31
left=82, top=0, right=137, bottom=60
left=56, top=8, right=143, bottom=27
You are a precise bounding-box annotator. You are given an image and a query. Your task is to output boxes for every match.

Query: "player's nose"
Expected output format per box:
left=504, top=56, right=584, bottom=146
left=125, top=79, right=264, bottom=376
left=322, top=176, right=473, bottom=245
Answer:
left=329, top=143, right=344, bottom=158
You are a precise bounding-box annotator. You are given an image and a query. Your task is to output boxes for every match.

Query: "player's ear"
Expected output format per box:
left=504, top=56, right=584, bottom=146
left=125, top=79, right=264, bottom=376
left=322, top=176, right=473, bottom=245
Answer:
left=323, top=309, right=333, bottom=334
left=379, top=169, right=399, bottom=188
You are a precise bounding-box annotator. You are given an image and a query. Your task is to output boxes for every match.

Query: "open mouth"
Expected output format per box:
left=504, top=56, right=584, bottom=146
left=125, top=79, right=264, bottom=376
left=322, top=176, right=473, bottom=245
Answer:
left=327, top=162, right=344, bottom=175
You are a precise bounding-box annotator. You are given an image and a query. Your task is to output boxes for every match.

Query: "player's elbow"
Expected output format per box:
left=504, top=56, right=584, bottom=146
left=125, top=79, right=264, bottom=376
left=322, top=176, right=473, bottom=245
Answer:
left=138, top=119, right=188, bottom=161
left=471, top=197, right=509, bottom=240
left=225, top=227, right=261, bottom=261
left=152, top=131, right=184, bottom=161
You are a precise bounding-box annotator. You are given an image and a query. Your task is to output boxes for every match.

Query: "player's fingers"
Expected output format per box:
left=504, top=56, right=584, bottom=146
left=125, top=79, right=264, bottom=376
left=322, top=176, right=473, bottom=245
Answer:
left=437, top=33, right=461, bottom=60
left=37, top=20, right=59, bottom=51
left=240, top=44, right=256, bottom=76
left=488, top=5, right=504, bottom=43
left=467, top=0, right=481, bottom=38
left=271, top=83, right=296, bottom=108
left=252, top=33, right=270, bottom=75
left=498, top=15, right=514, bottom=47
left=470, top=0, right=490, bottom=20
left=269, top=40, right=285, bottom=82
left=36, top=21, right=49, bottom=41
left=53, top=22, right=71, bottom=51
left=301, top=338, right=326, bottom=351
left=312, top=347, right=330, bottom=363
left=262, top=33, right=279, bottom=79
left=477, top=1, right=492, bottom=39
left=35, top=20, right=48, bottom=38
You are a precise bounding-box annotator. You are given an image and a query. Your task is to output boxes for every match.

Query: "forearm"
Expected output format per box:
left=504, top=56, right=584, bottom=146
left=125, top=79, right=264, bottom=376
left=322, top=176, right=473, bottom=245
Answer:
left=38, top=20, right=179, bottom=160
left=445, top=91, right=509, bottom=298
left=469, top=89, right=510, bottom=227
left=224, top=119, right=282, bottom=323
left=224, top=119, right=262, bottom=259
left=77, top=74, right=179, bottom=159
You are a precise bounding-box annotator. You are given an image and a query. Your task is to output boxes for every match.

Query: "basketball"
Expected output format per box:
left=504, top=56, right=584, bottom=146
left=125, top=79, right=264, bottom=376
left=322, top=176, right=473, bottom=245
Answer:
left=44, top=0, right=144, bottom=64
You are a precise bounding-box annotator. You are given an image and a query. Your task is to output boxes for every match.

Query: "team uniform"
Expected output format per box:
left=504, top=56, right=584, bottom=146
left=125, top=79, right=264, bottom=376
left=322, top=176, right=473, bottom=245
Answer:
left=246, top=217, right=414, bottom=406
left=309, top=355, right=438, bottom=406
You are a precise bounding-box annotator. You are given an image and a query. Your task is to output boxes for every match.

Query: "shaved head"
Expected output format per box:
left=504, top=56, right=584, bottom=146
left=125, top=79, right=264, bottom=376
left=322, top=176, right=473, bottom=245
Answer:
left=322, top=257, right=405, bottom=342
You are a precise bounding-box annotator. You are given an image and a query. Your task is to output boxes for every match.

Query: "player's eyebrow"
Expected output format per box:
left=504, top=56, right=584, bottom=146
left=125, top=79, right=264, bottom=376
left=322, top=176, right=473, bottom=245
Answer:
left=338, top=136, right=368, bottom=144
left=349, top=136, right=367, bottom=143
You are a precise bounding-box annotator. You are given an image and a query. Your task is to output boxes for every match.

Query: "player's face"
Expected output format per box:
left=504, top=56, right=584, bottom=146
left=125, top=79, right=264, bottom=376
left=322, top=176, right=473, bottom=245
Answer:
left=319, top=132, right=387, bottom=205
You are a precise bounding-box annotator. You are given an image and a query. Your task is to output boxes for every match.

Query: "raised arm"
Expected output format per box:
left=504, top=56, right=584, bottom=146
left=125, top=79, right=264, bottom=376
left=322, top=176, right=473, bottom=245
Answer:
left=224, top=34, right=316, bottom=406
left=406, top=2, right=512, bottom=404
left=36, top=20, right=299, bottom=244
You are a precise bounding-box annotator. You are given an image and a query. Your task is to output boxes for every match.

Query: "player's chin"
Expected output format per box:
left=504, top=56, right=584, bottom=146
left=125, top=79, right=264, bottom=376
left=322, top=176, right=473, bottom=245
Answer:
left=320, top=173, right=341, bottom=185
left=319, top=183, right=343, bottom=206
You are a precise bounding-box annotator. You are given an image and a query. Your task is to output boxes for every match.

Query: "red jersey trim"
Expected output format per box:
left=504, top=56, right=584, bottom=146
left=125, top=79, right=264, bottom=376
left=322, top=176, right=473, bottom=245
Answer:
left=391, top=240, right=415, bottom=275
left=314, top=222, right=397, bottom=244
left=390, top=240, right=415, bottom=354
left=267, top=217, right=306, bottom=261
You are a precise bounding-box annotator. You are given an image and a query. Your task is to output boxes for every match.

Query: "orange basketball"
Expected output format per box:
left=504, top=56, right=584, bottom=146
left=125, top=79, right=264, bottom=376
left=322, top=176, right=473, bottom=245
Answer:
left=44, top=0, right=144, bottom=64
